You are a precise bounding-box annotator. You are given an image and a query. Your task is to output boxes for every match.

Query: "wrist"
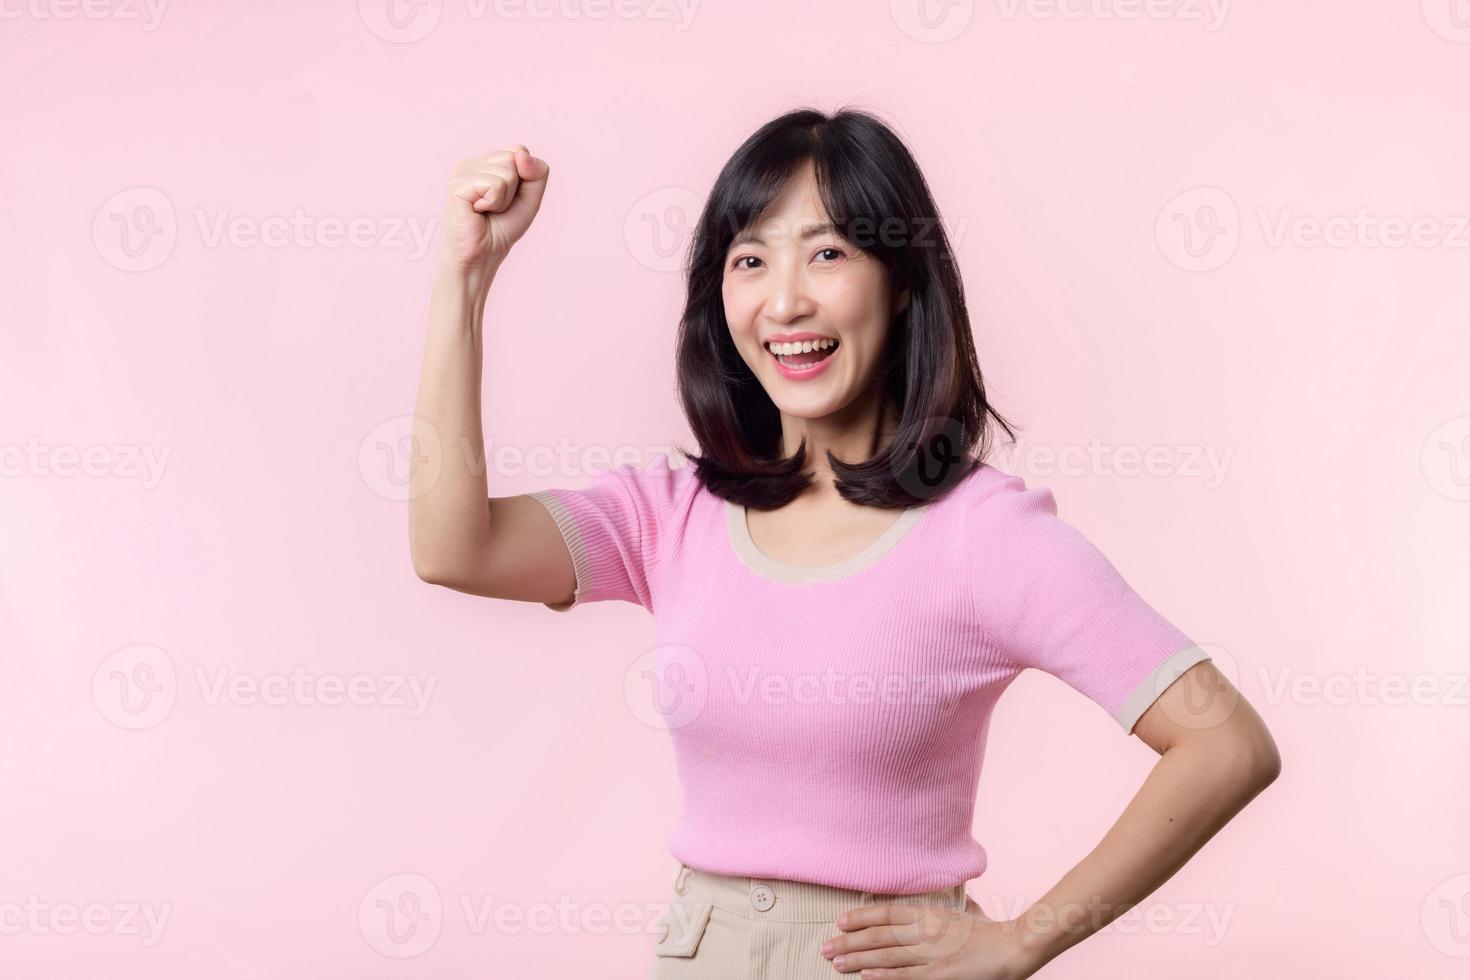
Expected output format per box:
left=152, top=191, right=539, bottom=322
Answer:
left=1001, top=915, right=1057, bottom=977
left=434, top=256, right=499, bottom=300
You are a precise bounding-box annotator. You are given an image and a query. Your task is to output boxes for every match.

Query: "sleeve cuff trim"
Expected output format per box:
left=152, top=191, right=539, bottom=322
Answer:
left=528, top=490, right=591, bottom=612
left=1113, top=644, right=1213, bottom=733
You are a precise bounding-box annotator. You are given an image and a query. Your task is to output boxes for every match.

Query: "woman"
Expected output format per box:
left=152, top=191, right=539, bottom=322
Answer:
left=409, top=108, right=1281, bottom=980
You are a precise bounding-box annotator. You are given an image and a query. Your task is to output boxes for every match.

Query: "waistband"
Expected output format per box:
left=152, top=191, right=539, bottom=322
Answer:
left=671, top=863, right=970, bottom=924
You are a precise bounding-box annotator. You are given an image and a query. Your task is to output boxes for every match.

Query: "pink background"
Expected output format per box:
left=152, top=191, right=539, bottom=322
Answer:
left=4, top=1, right=1469, bottom=976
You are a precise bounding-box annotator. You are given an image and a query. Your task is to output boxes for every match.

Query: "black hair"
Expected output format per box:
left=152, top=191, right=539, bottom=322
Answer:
left=673, top=104, right=1018, bottom=509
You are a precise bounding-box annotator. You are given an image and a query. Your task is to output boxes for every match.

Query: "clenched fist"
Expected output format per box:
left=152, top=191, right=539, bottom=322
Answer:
left=440, top=145, right=550, bottom=274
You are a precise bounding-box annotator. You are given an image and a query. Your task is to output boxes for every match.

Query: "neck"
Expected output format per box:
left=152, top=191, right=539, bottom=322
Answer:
left=778, top=388, right=899, bottom=491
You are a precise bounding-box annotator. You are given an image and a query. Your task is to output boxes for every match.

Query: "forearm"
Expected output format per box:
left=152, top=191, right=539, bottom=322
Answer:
left=1011, top=735, right=1277, bottom=970
left=408, top=259, right=498, bottom=579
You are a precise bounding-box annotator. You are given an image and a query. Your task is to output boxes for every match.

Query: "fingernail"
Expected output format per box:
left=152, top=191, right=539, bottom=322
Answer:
left=833, top=955, right=845, bottom=968
left=821, top=940, right=834, bottom=955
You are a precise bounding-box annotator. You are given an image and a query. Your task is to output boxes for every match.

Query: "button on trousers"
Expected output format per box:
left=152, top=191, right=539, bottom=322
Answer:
left=649, top=862, right=973, bottom=979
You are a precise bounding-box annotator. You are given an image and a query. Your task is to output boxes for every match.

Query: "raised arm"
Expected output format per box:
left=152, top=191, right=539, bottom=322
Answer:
left=408, top=145, right=574, bottom=605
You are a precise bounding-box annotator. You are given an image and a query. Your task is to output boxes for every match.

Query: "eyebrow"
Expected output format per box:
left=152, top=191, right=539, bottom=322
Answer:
left=729, top=222, right=838, bottom=248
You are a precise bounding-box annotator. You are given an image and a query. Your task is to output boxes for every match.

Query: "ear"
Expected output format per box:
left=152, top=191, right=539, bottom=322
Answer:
left=894, top=285, right=911, bottom=317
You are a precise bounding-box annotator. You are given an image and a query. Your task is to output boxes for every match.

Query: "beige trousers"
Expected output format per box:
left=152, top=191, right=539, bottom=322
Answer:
left=649, top=862, right=973, bottom=979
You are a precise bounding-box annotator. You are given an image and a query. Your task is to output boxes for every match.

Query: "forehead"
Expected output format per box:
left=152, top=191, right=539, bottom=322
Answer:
left=729, top=165, right=835, bottom=249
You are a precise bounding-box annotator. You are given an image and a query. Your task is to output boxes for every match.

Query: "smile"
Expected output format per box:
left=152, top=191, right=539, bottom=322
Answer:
left=764, top=337, right=840, bottom=380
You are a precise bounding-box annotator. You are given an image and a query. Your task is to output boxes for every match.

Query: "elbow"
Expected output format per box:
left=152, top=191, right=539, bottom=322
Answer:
left=411, top=551, right=456, bottom=588
left=1229, top=726, right=1283, bottom=797
left=1245, top=738, right=1282, bottom=793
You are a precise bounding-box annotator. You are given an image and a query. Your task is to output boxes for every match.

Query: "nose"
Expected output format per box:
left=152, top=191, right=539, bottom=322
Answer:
left=763, top=262, right=815, bottom=324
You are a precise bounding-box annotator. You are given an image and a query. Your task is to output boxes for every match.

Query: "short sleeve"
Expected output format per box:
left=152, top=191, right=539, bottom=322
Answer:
left=967, top=475, right=1211, bottom=733
left=526, top=453, right=689, bottom=613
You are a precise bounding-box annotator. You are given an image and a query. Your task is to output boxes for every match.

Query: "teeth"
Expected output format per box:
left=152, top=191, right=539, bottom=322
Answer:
left=765, top=338, right=838, bottom=356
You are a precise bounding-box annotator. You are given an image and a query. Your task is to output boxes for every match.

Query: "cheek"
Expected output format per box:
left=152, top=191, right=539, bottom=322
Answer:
left=721, top=283, right=759, bottom=335
left=821, top=276, right=885, bottom=333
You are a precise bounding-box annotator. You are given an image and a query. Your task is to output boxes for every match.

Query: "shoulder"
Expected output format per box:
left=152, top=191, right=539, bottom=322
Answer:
left=580, top=450, right=701, bottom=553
left=953, top=459, right=1060, bottom=533
left=956, top=460, right=1105, bottom=589
left=596, top=450, right=700, bottom=511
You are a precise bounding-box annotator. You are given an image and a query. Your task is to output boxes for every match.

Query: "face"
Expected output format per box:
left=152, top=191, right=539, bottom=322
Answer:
left=721, top=162, right=909, bottom=427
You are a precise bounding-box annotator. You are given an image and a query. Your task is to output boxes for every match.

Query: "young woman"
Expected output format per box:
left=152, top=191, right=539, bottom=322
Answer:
left=409, top=108, right=1281, bottom=980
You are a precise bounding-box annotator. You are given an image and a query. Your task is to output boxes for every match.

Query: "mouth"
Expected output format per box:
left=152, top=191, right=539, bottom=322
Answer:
left=763, top=337, right=840, bottom=375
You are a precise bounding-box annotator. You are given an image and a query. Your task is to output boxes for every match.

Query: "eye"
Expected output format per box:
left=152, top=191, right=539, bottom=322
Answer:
left=815, top=247, right=844, bottom=262
left=731, top=255, right=762, bottom=271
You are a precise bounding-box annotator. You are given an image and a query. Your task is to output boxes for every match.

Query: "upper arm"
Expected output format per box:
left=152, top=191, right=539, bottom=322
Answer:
left=1132, top=659, right=1282, bottom=782
left=417, top=491, right=579, bottom=604
left=425, top=453, right=688, bottom=611
left=968, top=476, right=1213, bottom=735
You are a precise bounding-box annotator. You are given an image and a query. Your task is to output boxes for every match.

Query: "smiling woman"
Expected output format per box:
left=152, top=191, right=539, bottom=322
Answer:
left=409, top=107, right=1280, bottom=980
left=676, top=110, right=1007, bottom=511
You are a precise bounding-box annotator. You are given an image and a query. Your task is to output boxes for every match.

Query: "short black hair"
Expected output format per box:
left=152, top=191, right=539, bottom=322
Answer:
left=673, top=104, right=1018, bottom=509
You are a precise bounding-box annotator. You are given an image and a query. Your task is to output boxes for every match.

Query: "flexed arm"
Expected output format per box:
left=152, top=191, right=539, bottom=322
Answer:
left=407, top=146, right=574, bottom=605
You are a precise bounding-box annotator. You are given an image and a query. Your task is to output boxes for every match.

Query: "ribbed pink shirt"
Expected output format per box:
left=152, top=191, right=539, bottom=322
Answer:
left=529, top=453, right=1210, bottom=894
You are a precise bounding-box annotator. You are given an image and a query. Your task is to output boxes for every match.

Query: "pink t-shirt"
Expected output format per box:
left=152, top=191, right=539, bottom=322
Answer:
left=529, top=453, right=1209, bottom=894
